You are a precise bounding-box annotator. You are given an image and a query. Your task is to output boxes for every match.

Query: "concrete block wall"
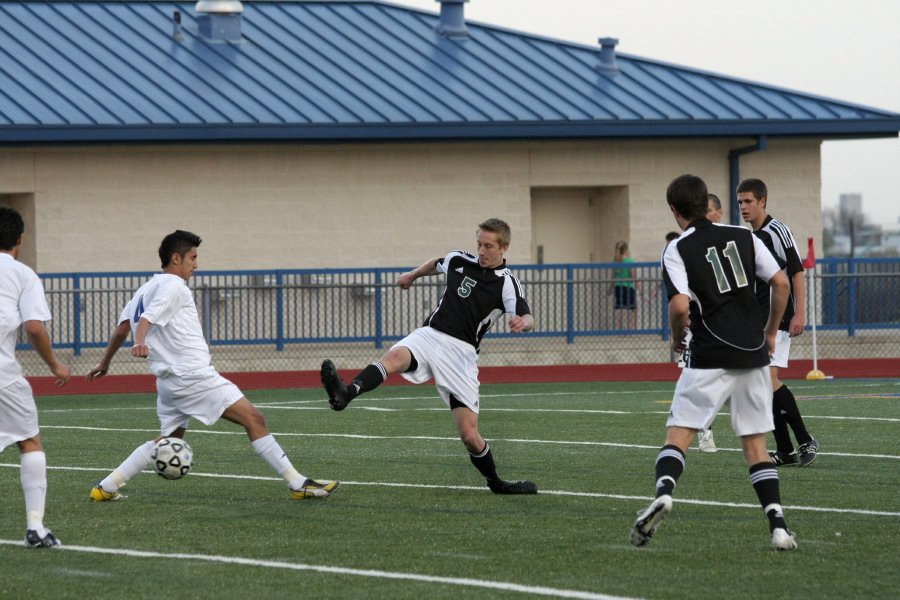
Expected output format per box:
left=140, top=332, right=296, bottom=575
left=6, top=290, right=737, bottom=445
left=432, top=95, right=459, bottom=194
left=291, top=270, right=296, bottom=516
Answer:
left=1, top=138, right=823, bottom=273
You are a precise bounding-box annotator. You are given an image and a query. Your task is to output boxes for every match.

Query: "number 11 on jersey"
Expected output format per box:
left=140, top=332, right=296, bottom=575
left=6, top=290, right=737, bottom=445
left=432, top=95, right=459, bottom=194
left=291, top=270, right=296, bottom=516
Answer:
left=705, top=241, right=748, bottom=293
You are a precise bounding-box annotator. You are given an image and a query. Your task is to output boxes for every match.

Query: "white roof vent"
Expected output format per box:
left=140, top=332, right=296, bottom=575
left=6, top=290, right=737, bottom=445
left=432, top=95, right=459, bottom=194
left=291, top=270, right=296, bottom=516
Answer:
left=195, top=0, right=243, bottom=43
left=195, top=1, right=243, bottom=14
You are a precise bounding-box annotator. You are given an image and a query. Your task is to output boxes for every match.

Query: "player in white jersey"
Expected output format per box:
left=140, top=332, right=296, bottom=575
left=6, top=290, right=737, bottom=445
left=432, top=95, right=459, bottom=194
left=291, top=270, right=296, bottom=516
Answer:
left=86, top=230, right=338, bottom=501
left=321, top=218, right=538, bottom=495
left=631, top=175, right=797, bottom=551
left=0, top=207, right=71, bottom=548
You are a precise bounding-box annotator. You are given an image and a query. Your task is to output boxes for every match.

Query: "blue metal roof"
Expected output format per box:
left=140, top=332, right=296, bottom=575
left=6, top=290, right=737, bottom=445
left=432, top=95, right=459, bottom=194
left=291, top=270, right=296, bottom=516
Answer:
left=1, top=0, right=898, bottom=143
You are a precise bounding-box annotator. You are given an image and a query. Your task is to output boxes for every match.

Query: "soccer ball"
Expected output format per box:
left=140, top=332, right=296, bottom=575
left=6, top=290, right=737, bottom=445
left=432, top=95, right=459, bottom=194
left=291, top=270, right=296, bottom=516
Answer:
left=151, top=437, right=193, bottom=480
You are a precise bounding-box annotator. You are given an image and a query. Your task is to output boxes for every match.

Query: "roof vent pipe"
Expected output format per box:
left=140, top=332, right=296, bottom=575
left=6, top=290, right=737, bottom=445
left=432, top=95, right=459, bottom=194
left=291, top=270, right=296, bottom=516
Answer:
left=172, top=10, right=183, bottom=41
left=436, top=0, right=469, bottom=39
left=596, top=37, right=620, bottom=74
left=195, top=0, right=243, bottom=43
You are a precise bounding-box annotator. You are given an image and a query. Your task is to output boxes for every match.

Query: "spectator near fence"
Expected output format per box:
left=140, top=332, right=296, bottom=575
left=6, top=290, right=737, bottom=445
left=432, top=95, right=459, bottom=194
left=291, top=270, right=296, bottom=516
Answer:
left=611, top=241, right=637, bottom=330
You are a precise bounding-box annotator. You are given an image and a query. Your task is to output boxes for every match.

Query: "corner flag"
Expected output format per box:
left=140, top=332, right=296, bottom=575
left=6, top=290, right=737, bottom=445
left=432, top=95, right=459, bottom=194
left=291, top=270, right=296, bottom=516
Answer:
left=802, top=237, right=816, bottom=269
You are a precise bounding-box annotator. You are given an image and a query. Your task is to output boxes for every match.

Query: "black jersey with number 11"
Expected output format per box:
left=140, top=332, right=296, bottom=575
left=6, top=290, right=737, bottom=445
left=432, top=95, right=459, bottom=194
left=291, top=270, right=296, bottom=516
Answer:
left=662, top=219, right=781, bottom=369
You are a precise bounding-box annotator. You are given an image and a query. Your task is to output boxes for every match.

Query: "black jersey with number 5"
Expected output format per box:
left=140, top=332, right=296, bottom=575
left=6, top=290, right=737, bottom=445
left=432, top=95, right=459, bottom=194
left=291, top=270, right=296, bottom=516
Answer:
left=662, top=219, right=781, bottom=368
left=425, top=251, right=531, bottom=351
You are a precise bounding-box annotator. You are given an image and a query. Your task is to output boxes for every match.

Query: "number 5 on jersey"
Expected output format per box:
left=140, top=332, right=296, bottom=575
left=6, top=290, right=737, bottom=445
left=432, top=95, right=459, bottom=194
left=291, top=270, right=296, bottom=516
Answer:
left=458, top=276, right=477, bottom=298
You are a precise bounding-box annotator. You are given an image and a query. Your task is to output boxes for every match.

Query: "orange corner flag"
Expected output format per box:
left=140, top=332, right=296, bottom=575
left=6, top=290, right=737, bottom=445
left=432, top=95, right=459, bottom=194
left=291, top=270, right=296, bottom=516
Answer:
left=802, top=237, right=816, bottom=269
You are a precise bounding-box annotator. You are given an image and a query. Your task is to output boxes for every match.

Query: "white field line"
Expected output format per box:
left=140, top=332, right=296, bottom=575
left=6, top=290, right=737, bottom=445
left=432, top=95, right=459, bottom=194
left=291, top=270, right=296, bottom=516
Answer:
left=37, top=425, right=900, bottom=460
left=0, top=538, right=639, bottom=600
left=1, top=462, right=898, bottom=518
left=40, top=404, right=900, bottom=423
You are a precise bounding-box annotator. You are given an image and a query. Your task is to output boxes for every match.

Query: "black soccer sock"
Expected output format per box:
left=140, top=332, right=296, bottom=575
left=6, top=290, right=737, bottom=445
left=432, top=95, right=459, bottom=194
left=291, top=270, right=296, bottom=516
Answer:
left=749, top=462, right=788, bottom=531
left=771, top=387, right=796, bottom=454
left=349, top=362, right=387, bottom=400
left=654, top=445, right=685, bottom=498
left=469, top=443, right=501, bottom=486
left=774, top=385, right=812, bottom=445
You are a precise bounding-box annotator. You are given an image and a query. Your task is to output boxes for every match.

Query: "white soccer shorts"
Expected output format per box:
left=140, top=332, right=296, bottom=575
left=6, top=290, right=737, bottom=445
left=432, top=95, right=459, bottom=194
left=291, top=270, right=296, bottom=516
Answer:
left=667, top=366, right=774, bottom=437
left=156, top=366, right=244, bottom=436
left=769, top=330, right=791, bottom=369
left=395, top=327, right=481, bottom=413
left=0, top=378, right=40, bottom=452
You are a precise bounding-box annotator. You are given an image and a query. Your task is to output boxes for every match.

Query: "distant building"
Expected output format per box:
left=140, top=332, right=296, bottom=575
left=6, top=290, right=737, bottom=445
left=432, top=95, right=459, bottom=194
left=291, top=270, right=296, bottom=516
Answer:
left=2, top=1, right=900, bottom=272
left=839, top=193, right=863, bottom=222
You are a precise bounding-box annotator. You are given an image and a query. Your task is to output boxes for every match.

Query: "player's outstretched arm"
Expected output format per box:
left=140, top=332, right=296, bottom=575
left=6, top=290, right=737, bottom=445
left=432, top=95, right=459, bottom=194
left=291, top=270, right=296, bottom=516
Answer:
left=87, top=320, right=130, bottom=381
left=24, top=320, right=70, bottom=387
left=397, top=258, right=441, bottom=289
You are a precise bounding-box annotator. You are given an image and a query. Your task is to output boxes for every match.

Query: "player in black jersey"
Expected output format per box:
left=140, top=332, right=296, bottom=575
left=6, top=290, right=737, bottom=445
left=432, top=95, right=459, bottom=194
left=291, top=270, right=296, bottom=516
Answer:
left=631, top=174, right=798, bottom=551
left=739, top=178, right=819, bottom=467
left=321, top=218, right=538, bottom=495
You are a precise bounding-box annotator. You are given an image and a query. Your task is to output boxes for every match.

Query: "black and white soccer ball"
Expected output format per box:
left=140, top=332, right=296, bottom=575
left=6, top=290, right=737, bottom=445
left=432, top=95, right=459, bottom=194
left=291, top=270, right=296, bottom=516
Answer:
left=151, top=437, right=193, bottom=480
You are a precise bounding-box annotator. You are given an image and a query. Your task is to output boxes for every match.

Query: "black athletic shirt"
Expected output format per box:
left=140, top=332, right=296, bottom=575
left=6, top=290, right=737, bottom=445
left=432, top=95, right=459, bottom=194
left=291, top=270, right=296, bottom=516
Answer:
left=753, top=215, right=803, bottom=332
left=662, top=219, right=781, bottom=369
left=424, top=251, right=531, bottom=351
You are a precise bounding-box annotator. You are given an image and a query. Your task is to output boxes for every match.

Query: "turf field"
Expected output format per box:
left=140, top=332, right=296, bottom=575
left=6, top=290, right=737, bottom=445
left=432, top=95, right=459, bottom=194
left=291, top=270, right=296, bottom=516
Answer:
left=1, top=379, right=898, bottom=599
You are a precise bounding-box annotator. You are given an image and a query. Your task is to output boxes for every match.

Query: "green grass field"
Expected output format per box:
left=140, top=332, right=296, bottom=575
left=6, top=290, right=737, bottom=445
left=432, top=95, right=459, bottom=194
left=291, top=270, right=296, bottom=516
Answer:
left=2, top=379, right=898, bottom=599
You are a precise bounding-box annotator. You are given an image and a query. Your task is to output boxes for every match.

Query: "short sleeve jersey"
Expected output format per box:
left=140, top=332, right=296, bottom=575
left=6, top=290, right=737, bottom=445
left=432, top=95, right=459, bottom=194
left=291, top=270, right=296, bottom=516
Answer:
left=425, top=251, right=531, bottom=351
left=753, top=215, right=803, bottom=331
left=0, top=253, right=52, bottom=387
left=119, top=273, right=211, bottom=377
left=662, top=219, right=781, bottom=369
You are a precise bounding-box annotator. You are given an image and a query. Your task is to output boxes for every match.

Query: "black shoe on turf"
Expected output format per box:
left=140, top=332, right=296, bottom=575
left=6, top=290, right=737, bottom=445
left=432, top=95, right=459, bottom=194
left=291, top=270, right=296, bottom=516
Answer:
left=769, top=450, right=800, bottom=467
left=488, top=479, right=538, bottom=495
left=321, top=359, right=351, bottom=411
left=25, top=530, right=61, bottom=548
left=798, top=437, right=819, bottom=467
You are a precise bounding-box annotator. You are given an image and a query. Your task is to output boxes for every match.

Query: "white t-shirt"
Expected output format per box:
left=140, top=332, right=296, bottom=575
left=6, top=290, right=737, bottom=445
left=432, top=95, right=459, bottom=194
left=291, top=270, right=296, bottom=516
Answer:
left=0, top=253, right=52, bottom=388
left=119, top=273, right=210, bottom=378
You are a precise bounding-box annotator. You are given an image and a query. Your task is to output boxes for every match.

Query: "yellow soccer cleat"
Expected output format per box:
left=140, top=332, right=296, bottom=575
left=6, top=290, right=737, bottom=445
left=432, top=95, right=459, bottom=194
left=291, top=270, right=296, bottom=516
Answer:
left=290, top=479, right=340, bottom=500
left=89, top=484, right=127, bottom=502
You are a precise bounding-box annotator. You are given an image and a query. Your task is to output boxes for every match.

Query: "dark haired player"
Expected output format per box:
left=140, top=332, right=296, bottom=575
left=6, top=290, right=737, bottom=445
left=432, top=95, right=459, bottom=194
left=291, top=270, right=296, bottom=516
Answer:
left=738, top=178, right=819, bottom=467
left=631, top=175, right=797, bottom=551
left=87, top=230, right=338, bottom=501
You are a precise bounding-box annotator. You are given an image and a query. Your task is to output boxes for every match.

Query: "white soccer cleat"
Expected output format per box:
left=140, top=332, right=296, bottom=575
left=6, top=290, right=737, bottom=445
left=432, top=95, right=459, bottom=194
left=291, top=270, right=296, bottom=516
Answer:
left=630, top=495, right=673, bottom=547
left=771, top=527, right=798, bottom=551
left=698, top=429, right=717, bottom=453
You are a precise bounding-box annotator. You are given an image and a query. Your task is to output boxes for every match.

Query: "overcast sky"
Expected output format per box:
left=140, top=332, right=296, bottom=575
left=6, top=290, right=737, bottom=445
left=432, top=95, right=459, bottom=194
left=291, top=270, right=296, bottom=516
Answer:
left=392, top=0, right=900, bottom=228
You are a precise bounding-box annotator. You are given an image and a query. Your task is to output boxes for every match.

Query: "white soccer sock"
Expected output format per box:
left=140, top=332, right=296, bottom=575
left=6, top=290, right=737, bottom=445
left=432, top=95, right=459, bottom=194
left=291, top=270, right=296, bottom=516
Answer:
left=251, top=434, right=306, bottom=489
left=100, top=440, right=156, bottom=492
left=21, top=451, right=48, bottom=535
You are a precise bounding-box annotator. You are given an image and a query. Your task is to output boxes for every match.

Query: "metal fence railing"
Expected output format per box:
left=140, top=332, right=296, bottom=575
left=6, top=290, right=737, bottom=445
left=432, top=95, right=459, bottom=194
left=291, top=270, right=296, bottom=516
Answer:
left=15, top=258, right=900, bottom=375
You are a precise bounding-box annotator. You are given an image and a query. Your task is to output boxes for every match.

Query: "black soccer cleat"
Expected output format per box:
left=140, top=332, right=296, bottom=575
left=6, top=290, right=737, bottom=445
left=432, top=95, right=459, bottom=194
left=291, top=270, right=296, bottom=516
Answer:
left=769, top=450, right=799, bottom=467
left=25, top=529, right=61, bottom=548
left=321, top=359, right=351, bottom=411
left=488, top=479, right=538, bottom=495
left=798, top=437, right=819, bottom=467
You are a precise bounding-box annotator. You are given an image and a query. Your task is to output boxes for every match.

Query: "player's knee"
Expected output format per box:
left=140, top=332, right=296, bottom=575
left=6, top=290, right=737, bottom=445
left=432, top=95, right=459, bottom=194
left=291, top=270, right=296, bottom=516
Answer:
left=459, top=431, right=483, bottom=452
